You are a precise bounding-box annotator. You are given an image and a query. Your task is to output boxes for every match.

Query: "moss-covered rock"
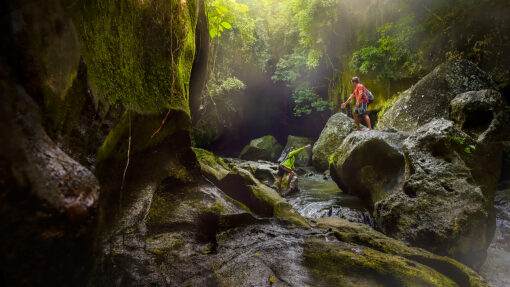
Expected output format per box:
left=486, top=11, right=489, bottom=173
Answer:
left=72, top=0, right=197, bottom=114
left=312, top=112, right=357, bottom=172
left=378, top=59, right=497, bottom=133
left=239, top=135, right=283, bottom=162
left=313, top=217, right=488, bottom=287
left=193, top=147, right=231, bottom=182
left=304, top=238, right=457, bottom=287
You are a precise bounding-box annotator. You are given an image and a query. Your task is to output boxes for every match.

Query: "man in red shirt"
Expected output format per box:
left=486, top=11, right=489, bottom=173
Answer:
left=341, top=76, right=372, bottom=131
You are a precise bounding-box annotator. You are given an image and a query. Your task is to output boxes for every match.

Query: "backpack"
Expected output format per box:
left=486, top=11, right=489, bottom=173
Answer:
left=277, top=147, right=292, bottom=164
left=363, top=88, right=375, bottom=105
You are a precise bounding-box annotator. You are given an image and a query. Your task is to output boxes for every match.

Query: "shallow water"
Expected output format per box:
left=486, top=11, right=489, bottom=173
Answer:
left=480, top=183, right=510, bottom=287
left=286, top=173, right=374, bottom=226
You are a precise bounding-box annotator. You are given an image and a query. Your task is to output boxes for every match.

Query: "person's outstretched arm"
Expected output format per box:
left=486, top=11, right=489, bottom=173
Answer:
left=341, top=94, right=355, bottom=108
left=288, top=144, right=311, bottom=157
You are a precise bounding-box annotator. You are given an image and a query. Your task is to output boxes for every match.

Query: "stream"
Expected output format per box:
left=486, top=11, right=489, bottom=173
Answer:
left=286, top=172, right=374, bottom=226
left=289, top=173, right=510, bottom=286
left=479, top=181, right=510, bottom=287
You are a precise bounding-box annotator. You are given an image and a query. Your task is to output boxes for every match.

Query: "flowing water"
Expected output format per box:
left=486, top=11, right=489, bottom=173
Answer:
left=480, top=181, right=510, bottom=287
left=286, top=173, right=374, bottom=226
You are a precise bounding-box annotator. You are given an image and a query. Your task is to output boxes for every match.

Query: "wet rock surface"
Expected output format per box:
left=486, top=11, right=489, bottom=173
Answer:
left=375, top=119, right=500, bottom=268
left=378, top=59, right=498, bottom=133
left=0, top=73, right=99, bottom=286
left=330, top=130, right=409, bottom=206
left=449, top=89, right=509, bottom=143
left=239, top=135, right=283, bottom=162
left=312, top=112, right=357, bottom=172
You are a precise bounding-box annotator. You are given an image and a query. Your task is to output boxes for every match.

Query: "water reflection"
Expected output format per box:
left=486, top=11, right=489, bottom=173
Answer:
left=286, top=173, right=374, bottom=227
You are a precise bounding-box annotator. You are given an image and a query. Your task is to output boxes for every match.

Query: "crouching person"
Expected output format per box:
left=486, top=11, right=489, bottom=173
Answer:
left=277, top=144, right=311, bottom=194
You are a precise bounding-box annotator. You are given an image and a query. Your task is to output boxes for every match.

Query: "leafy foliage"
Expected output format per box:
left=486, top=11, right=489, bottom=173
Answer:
left=292, top=87, right=334, bottom=116
left=207, top=1, right=233, bottom=39
left=350, top=15, right=423, bottom=80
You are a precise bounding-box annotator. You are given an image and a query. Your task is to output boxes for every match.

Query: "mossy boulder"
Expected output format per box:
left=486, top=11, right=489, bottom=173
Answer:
left=193, top=148, right=231, bottom=182
left=193, top=149, right=306, bottom=226
left=217, top=167, right=308, bottom=227
left=313, top=218, right=488, bottom=287
left=312, top=112, right=357, bottom=172
left=304, top=238, right=457, bottom=287
left=211, top=220, right=487, bottom=287
left=378, top=59, right=498, bottom=133
left=239, top=135, right=283, bottom=162
left=284, top=135, right=314, bottom=167
left=223, top=158, right=279, bottom=187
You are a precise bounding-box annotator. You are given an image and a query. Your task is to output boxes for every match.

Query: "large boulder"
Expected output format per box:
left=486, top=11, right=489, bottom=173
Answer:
left=194, top=149, right=306, bottom=227
left=330, top=130, right=409, bottom=206
left=284, top=135, right=315, bottom=167
left=449, top=89, right=510, bottom=143
left=375, top=119, right=501, bottom=268
left=329, top=119, right=502, bottom=268
left=378, top=59, right=498, bottom=133
left=312, top=113, right=357, bottom=172
left=239, top=135, right=283, bottom=162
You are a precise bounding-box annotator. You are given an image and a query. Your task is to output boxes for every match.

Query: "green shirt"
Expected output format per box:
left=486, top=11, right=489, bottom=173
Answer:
left=281, top=146, right=307, bottom=170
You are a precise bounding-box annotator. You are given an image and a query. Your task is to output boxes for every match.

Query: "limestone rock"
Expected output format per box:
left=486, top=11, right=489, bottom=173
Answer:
left=378, top=59, right=497, bottom=132
left=239, top=135, right=283, bottom=162
left=312, top=113, right=357, bottom=172
left=375, top=119, right=500, bottom=268
left=284, top=135, right=314, bottom=167
left=449, top=89, right=510, bottom=143
left=330, top=130, right=409, bottom=206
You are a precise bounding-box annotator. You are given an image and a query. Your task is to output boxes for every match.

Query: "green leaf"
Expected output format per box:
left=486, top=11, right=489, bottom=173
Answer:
left=215, top=5, right=228, bottom=14
left=221, top=22, right=232, bottom=29
left=209, top=28, right=218, bottom=39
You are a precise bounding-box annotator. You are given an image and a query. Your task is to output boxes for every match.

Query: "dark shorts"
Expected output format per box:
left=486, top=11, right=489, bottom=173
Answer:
left=354, top=102, right=368, bottom=115
left=278, top=165, right=292, bottom=177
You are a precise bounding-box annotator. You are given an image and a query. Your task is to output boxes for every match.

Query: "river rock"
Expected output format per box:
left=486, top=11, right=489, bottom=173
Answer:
left=312, top=112, right=357, bottom=172
left=375, top=119, right=500, bottom=268
left=284, top=135, right=314, bottom=167
left=330, top=130, right=409, bottom=206
left=450, top=89, right=510, bottom=143
left=378, top=59, right=498, bottom=133
left=239, top=135, right=283, bottom=162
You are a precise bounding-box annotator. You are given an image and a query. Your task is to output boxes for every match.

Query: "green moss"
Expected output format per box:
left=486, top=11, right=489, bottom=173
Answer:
left=304, top=238, right=457, bottom=287
left=71, top=0, right=197, bottom=114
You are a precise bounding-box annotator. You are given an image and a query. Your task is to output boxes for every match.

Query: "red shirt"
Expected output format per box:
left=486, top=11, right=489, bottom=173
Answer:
left=353, top=83, right=367, bottom=104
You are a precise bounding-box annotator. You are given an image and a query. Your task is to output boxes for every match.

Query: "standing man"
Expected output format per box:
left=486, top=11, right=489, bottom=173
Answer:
left=277, top=144, right=311, bottom=194
left=341, top=76, right=371, bottom=130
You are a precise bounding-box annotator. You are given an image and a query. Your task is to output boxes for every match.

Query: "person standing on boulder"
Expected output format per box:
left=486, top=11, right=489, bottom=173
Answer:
left=276, top=144, right=311, bottom=194
left=341, top=77, right=372, bottom=131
